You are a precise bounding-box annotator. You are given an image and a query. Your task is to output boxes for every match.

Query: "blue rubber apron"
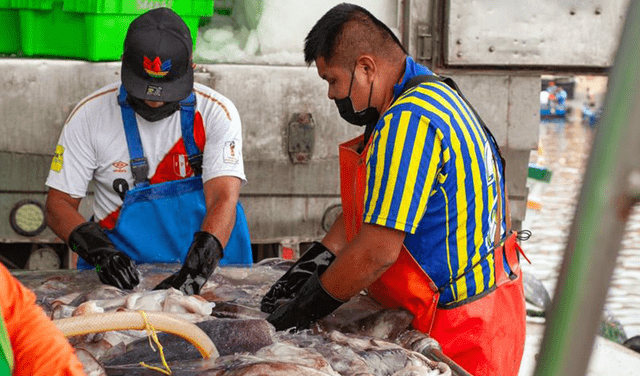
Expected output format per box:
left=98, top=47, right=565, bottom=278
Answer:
left=78, top=86, right=252, bottom=268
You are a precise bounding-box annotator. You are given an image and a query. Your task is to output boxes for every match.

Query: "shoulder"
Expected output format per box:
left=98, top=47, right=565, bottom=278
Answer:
left=65, top=82, right=120, bottom=125
left=193, top=82, right=239, bottom=122
left=388, top=79, right=462, bottom=124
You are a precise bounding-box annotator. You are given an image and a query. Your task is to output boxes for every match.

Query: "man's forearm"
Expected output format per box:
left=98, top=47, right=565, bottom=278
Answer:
left=200, top=176, right=242, bottom=248
left=200, top=198, right=236, bottom=247
left=320, top=224, right=404, bottom=301
left=45, top=189, right=86, bottom=243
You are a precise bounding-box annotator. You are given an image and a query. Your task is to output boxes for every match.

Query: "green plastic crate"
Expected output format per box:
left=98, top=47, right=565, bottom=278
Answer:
left=0, top=0, right=20, bottom=54
left=528, top=164, right=553, bottom=183
left=12, top=0, right=213, bottom=61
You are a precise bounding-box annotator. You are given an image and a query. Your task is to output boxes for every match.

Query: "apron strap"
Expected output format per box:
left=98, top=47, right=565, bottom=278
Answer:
left=118, top=86, right=203, bottom=186
left=178, top=92, right=203, bottom=177
left=118, top=86, right=150, bottom=187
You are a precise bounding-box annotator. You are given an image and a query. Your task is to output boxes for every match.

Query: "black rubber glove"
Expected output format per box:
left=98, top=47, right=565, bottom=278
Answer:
left=68, top=222, right=140, bottom=290
left=266, top=271, right=345, bottom=332
left=153, top=231, right=223, bottom=295
left=260, top=241, right=336, bottom=314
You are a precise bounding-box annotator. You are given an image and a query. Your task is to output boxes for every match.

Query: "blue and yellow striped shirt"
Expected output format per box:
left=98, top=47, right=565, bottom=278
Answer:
left=363, top=57, right=507, bottom=305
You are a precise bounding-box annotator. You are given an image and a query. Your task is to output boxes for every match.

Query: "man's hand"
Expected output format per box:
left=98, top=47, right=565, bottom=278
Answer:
left=266, top=271, right=344, bottom=332
left=260, top=242, right=335, bottom=313
left=68, top=222, right=140, bottom=290
left=153, top=231, right=223, bottom=295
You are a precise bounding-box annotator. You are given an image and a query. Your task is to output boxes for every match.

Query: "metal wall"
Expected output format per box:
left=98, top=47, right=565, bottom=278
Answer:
left=445, top=0, right=630, bottom=67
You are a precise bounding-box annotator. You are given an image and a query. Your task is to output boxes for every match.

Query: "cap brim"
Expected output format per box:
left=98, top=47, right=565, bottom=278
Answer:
left=121, top=60, right=194, bottom=102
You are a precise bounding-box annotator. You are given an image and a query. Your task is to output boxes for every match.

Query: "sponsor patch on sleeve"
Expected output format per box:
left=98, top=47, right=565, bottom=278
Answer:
left=50, top=145, right=65, bottom=172
left=223, top=140, right=239, bottom=164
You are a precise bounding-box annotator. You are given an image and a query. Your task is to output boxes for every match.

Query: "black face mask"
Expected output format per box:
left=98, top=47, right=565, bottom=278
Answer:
left=334, top=68, right=379, bottom=126
left=127, top=95, right=181, bottom=122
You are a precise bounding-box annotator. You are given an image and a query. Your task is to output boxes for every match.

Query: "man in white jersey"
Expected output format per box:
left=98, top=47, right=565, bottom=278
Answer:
left=45, top=8, right=252, bottom=292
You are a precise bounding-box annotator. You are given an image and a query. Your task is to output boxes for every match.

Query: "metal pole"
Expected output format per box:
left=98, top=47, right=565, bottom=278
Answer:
left=534, top=1, right=640, bottom=375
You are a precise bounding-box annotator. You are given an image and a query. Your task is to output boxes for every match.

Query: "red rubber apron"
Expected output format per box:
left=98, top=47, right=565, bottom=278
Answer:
left=339, top=134, right=526, bottom=375
left=339, top=134, right=440, bottom=334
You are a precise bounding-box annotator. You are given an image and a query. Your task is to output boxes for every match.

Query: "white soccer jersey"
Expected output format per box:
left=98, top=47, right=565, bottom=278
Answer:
left=46, top=82, right=246, bottom=227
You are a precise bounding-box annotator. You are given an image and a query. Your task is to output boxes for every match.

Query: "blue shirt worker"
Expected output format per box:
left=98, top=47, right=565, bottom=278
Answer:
left=260, top=4, right=526, bottom=375
left=45, top=8, right=252, bottom=294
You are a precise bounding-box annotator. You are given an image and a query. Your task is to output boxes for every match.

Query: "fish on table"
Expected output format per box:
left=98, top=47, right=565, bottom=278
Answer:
left=13, top=262, right=452, bottom=376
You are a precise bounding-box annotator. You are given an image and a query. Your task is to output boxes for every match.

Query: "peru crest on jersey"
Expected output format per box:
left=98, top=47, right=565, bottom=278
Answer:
left=173, top=154, right=192, bottom=177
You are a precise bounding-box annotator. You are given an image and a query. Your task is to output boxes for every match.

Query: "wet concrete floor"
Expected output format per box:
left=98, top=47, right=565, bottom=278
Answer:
left=521, top=117, right=640, bottom=339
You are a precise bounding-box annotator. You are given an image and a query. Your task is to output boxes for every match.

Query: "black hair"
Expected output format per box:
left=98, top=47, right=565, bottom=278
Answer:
left=304, top=3, right=407, bottom=67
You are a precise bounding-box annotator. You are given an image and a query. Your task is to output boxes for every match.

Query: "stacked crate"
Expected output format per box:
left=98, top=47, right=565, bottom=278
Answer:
left=2, top=0, right=213, bottom=61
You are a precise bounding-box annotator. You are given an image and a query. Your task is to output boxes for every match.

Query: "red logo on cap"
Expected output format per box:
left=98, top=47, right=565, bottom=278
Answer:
left=143, top=56, right=172, bottom=78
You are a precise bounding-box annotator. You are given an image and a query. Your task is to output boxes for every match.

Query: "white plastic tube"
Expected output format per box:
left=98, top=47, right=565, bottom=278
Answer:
left=54, top=311, right=219, bottom=359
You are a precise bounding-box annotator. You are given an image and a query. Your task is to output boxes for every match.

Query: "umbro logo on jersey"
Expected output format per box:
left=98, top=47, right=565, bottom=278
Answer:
left=112, top=161, right=128, bottom=173
left=143, top=56, right=171, bottom=78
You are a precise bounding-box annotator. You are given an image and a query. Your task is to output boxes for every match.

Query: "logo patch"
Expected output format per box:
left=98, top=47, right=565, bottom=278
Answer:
left=146, top=85, right=163, bottom=97
left=173, top=155, right=192, bottom=177
left=223, top=140, right=239, bottom=164
left=143, top=56, right=171, bottom=78
left=51, top=145, right=64, bottom=172
left=112, top=161, right=128, bottom=173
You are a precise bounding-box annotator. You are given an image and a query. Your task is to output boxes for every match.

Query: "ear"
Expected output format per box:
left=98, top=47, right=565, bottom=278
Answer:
left=355, top=55, right=377, bottom=82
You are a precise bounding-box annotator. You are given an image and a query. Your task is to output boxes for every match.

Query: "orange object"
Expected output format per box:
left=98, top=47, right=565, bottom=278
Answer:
left=527, top=200, right=542, bottom=210
left=281, top=247, right=294, bottom=260
left=0, top=263, right=86, bottom=376
left=430, top=234, right=526, bottom=376
left=338, top=133, right=526, bottom=376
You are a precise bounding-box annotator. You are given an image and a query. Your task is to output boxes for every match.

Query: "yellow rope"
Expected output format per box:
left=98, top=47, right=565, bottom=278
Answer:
left=138, top=310, right=172, bottom=375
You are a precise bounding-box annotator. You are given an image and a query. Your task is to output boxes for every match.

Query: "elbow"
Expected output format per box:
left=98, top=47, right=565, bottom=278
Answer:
left=363, top=245, right=401, bottom=273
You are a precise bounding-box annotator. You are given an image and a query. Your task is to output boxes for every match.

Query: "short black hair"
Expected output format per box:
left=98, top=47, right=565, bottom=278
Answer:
left=304, top=3, right=407, bottom=67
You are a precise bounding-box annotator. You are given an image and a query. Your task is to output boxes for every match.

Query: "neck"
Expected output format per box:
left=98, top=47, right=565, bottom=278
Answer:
left=379, top=57, right=407, bottom=115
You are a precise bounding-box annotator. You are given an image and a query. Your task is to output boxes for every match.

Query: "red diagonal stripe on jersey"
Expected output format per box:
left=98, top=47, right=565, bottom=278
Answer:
left=100, top=111, right=207, bottom=226
left=150, top=111, right=206, bottom=185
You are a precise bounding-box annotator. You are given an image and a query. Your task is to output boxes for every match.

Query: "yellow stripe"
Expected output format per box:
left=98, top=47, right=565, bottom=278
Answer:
left=438, top=148, right=450, bottom=183
left=487, top=250, right=495, bottom=288
left=377, top=111, right=411, bottom=227
left=443, top=147, right=451, bottom=163
left=416, top=85, right=486, bottom=294
left=440, top=186, right=456, bottom=301
left=364, top=113, right=393, bottom=223
left=394, top=95, right=469, bottom=300
left=363, top=128, right=381, bottom=214
left=487, top=183, right=496, bottom=285
left=396, top=113, right=430, bottom=231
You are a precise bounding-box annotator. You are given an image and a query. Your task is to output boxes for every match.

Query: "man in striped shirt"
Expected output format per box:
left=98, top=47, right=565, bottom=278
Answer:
left=261, top=3, right=526, bottom=375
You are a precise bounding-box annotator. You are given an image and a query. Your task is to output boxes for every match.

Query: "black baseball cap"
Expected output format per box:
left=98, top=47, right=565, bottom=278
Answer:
left=121, top=7, right=194, bottom=102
